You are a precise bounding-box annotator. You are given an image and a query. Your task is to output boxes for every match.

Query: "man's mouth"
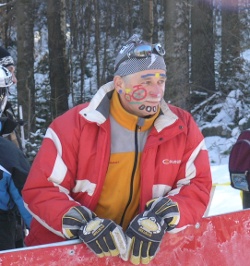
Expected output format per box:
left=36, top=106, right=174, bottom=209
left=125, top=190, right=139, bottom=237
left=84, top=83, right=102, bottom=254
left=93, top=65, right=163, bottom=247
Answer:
left=145, top=100, right=161, bottom=104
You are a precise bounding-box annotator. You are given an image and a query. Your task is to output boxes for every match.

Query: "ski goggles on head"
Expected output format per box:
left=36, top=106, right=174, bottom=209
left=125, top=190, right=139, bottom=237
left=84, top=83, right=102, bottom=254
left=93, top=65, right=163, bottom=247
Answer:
left=114, top=43, right=165, bottom=72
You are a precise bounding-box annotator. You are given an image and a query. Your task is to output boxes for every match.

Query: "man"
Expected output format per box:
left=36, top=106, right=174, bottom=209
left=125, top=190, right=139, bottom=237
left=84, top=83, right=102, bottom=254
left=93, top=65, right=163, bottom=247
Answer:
left=0, top=65, right=31, bottom=250
left=22, top=35, right=212, bottom=265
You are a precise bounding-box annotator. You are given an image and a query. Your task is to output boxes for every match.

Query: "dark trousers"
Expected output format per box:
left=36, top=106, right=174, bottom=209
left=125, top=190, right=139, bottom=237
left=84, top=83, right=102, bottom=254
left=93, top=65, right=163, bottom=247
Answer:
left=0, top=210, right=16, bottom=250
left=242, top=191, right=250, bottom=209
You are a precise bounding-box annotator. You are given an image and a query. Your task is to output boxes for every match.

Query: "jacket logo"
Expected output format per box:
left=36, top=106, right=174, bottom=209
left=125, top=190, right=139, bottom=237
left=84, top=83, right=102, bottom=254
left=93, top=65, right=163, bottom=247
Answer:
left=162, top=159, right=181, bottom=165
left=110, top=161, right=120, bottom=165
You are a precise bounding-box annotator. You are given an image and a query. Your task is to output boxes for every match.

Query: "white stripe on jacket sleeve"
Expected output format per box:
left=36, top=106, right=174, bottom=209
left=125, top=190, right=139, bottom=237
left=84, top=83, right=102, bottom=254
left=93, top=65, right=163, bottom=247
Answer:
left=168, top=139, right=207, bottom=196
left=45, top=128, right=67, bottom=185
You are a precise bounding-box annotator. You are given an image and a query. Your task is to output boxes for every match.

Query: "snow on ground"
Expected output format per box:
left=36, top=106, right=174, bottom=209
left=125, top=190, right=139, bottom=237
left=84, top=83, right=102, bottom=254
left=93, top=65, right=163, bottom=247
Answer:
left=207, top=164, right=242, bottom=216
left=205, top=137, right=243, bottom=217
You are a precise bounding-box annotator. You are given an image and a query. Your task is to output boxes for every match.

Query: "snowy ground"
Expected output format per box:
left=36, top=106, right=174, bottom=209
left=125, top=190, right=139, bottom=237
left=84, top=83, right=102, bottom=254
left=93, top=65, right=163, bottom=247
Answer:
left=207, top=163, right=242, bottom=216
left=205, top=136, right=243, bottom=217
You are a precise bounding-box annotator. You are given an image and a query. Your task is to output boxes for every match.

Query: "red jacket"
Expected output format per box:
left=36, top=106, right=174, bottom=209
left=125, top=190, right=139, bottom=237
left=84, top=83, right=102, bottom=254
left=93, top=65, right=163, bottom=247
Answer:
left=22, top=82, right=212, bottom=246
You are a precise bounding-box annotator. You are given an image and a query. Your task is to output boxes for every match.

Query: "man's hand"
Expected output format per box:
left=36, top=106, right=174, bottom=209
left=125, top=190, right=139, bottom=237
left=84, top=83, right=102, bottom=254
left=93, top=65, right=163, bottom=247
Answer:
left=122, top=197, right=179, bottom=265
left=122, top=212, right=166, bottom=265
left=78, top=218, right=127, bottom=258
left=63, top=206, right=126, bottom=258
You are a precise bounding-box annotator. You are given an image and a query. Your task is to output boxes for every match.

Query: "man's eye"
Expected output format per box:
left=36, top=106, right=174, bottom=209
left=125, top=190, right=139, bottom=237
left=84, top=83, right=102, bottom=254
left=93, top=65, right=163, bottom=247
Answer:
left=142, top=81, right=151, bottom=85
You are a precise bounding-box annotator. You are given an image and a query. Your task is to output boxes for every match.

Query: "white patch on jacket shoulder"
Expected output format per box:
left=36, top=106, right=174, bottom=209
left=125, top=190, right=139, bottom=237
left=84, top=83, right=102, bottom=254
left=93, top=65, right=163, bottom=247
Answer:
left=72, top=180, right=96, bottom=196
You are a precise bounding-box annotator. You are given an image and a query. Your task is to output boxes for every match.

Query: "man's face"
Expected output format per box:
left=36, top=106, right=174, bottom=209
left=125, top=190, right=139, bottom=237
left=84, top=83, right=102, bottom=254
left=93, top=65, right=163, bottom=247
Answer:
left=115, top=69, right=166, bottom=117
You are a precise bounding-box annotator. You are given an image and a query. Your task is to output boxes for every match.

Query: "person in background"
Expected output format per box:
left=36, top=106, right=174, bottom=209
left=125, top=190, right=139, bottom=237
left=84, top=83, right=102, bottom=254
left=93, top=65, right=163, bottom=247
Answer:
left=0, top=65, right=31, bottom=250
left=0, top=46, right=17, bottom=83
left=0, top=46, right=28, bottom=248
left=0, top=46, right=21, bottom=148
left=22, top=34, right=212, bottom=264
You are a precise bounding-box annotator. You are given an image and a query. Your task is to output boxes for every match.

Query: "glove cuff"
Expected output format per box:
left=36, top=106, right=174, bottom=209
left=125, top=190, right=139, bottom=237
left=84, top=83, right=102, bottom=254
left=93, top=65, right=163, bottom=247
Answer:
left=62, top=206, right=96, bottom=239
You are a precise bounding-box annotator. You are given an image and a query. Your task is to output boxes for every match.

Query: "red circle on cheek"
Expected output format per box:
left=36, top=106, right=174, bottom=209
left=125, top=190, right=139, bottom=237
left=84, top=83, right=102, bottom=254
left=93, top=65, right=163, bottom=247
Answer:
left=132, top=88, right=147, bottom=101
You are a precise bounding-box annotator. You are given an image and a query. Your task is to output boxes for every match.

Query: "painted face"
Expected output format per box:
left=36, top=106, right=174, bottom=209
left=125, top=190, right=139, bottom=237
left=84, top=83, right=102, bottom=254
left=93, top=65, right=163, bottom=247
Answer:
left=117, top=69, right=166, bottom=117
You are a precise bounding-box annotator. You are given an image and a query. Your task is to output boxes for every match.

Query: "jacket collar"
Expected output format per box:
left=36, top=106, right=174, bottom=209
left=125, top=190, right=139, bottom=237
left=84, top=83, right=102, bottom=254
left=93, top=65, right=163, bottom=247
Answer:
left=154, top=100, right=178, bottom=132
left=79, top=81, right=114, bottom=124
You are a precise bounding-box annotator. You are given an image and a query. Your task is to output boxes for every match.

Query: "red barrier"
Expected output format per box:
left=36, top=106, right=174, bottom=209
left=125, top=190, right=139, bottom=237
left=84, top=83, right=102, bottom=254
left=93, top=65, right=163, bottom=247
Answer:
left=1, top=210, right=250, bottom=265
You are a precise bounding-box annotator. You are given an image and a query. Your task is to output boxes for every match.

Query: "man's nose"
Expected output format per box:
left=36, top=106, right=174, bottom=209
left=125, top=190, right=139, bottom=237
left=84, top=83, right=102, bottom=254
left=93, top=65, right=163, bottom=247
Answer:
left=149, top=86, right=163, bottom=98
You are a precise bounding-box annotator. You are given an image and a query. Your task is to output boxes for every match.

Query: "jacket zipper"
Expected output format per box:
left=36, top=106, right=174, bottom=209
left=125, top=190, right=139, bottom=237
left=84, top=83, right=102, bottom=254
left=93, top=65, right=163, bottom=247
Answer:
left=120, top=124, right=140, bottom=227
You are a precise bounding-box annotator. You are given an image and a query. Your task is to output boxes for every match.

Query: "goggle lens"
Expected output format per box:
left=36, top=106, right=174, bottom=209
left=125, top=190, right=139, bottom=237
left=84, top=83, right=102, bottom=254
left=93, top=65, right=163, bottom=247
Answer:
left=133, top=45, right=152, bottom=57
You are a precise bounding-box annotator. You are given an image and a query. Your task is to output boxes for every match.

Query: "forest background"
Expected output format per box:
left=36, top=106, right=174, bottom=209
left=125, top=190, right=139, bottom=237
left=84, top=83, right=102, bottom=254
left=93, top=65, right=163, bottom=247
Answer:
left=0, top=0, right=249, bottom=163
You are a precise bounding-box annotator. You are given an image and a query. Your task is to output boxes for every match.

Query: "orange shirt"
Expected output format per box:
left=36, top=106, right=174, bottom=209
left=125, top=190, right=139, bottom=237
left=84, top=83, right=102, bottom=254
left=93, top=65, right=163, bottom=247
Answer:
left=94, top=91, right=159, bottom=229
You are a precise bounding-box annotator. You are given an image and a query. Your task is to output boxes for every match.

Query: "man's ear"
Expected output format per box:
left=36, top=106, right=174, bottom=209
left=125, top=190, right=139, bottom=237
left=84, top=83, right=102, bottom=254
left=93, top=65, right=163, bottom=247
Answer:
left=113, top=76, right=124, bottom=93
